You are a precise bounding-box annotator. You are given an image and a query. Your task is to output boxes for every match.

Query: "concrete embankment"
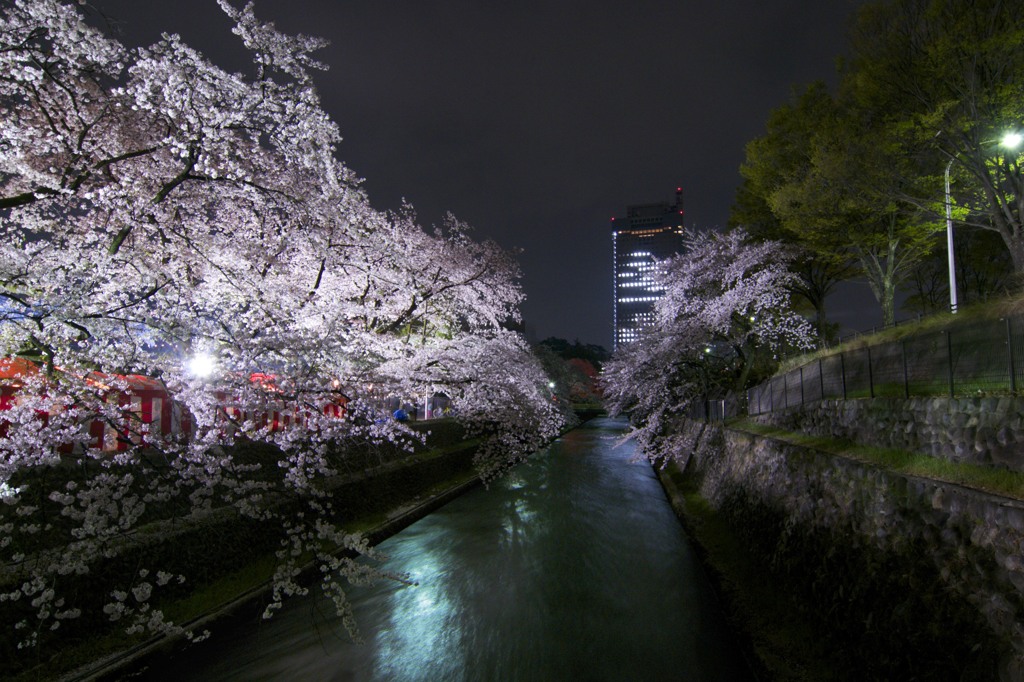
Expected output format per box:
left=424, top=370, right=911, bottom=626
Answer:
left=655, top=419, right=1024, bottom=682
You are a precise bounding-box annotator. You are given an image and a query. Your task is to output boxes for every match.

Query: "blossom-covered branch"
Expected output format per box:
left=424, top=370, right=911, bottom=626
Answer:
left=0, top=0, right=563, bottom=656
left=602, top=228, right=814, bottom=463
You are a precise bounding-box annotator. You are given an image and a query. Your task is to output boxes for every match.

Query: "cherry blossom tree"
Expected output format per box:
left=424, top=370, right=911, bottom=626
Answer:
left=379, top=329, right=568, bottom=482
left=0, top=0, right=563, bottom=658
left=602, top=229, right=814, bottom=464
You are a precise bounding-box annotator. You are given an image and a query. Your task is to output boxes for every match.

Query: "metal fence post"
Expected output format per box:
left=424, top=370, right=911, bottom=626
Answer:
left=946, top=330, right=955, bottom=398
left=800, top=366, right=805, bottom=405
left=840, top=352, right=847, bottom=400
left=901, top=340, right=909, bottom=399
left=819, top=358, right=825, bottom=401
left=1007, top=317, right=1017, bottom=396
left=867, top=346, right=875, bottom=399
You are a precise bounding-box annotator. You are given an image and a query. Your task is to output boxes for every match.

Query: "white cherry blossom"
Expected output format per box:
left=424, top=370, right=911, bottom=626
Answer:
left=603, top=228, right=814, bottom=463
left=0, top=0, right=563, bottom=653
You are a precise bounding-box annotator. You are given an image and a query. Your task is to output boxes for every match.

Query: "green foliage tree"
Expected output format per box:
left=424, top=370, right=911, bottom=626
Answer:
left=739, top=0, right=1024, bottom=328
left=802, top=102, right=940, bottom=327
left=734, top=83, right=856, bottom=340
left=847, top=0, right=1024, bottom=273
left=738, top=80, right=939, bottom=328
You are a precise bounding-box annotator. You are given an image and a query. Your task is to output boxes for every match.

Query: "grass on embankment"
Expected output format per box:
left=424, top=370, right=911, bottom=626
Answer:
left=777, top=290, right=1024, bottom=375
left=731, top=418, right=1024, bottom=501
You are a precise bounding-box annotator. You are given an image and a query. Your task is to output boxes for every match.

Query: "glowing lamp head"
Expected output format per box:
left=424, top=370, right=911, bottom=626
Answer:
left=547, top=381, right=556, bottom=389
left=1002, top=131, right=1023, bottom=150
left=187, top=352, right=216, bottom=379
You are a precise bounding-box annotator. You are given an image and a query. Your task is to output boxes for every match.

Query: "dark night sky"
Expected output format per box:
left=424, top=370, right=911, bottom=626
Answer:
left=87, top=0, right=873, bottom=348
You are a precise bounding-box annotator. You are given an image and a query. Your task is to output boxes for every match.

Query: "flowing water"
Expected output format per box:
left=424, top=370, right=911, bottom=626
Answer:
left=130, top=417, right=754, bottom=681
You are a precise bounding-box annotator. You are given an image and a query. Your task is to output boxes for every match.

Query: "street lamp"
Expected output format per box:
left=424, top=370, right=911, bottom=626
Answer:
left=187, top=352, right=216, bottom=378
left=943, top=130, right=1022, bottom=314
left=944, top=155, right=958, bottom=313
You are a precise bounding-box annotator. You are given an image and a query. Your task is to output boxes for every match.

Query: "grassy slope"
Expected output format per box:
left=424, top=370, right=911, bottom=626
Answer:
left=733, top=419, right=1024, bottom=501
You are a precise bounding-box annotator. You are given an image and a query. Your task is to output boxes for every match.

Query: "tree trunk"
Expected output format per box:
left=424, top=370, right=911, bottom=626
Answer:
left=1004, top=231, right=1024, bottom=276
left=814, top=297, right=830, bottom=340
left=860, top=242, right=898, bottom=328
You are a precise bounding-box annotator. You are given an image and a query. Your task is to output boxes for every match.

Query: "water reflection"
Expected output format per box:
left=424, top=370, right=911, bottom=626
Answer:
left=132, top=417, right=752, bottom=681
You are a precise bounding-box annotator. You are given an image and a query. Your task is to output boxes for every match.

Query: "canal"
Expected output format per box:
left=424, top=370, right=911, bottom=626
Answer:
left=129, top=417, right=754, bottom=681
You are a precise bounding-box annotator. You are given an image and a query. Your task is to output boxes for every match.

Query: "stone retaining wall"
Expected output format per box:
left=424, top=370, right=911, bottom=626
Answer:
left=683, top=422, right=1024, bottom=679
left=754, top=396, right=1024, bottom=471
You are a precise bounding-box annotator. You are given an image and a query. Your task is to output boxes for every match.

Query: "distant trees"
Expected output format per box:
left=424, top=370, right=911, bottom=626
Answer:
left=904, top=227, right=1014, bottom=315
left=536, top=337, right=609, bottom=368
left=0, top=0, right=563, bottom=653
left=535, top=337, right=607, bottom=404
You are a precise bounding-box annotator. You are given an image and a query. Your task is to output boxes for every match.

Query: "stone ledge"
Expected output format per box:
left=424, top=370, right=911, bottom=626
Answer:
left=754, top=395, right=1024, bottom=472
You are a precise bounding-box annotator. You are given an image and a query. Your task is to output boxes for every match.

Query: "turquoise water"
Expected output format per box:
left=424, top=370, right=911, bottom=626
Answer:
left=131, top=417, right=753, bottom=681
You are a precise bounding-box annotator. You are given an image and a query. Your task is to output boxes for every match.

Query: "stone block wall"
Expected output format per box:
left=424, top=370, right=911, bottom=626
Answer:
left=684, top=423, right=1024, bottom=679
left=754, top=396, right=1024, bottom=471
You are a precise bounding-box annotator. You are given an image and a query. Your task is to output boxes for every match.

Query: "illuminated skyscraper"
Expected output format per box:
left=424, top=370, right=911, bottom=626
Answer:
left=611, top=188, right=685, bottom=350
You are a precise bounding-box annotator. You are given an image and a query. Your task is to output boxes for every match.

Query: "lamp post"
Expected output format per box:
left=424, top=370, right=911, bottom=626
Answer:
left=943, top=131, right=1023, bottom=314
left=944, top=156, right=958, bottom=313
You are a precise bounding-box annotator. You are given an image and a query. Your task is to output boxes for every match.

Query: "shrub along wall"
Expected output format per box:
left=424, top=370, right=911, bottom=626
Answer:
left=681, top=422, right=1024, bottom=680
left=754, top=396, right=1024, bottom=472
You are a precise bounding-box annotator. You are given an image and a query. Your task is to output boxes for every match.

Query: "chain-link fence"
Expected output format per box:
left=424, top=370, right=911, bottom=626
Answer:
left=748, top=315, right=1024, bottom=415
left=688, top=393, right=745, bottom=422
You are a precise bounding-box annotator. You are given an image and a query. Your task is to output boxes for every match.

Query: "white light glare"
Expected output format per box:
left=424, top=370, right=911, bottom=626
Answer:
left=1002, top=132, right=1023, bottom=150
left=187, top=352, right=216, bottom=378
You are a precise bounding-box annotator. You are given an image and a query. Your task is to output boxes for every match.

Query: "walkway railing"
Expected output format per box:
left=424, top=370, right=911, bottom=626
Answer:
left=748, top=314, right=1024, bottom=415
